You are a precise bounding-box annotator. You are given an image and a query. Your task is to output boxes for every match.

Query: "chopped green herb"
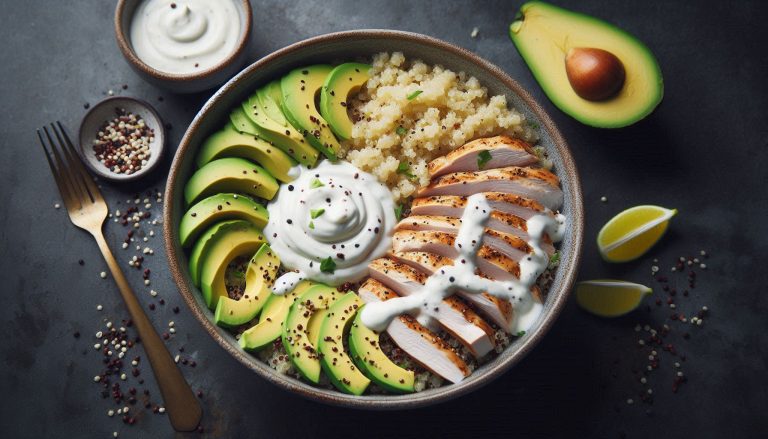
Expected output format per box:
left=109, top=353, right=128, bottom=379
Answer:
left=406, top=90, right=423, bottom=100
left=548, top=251, right=560, bottom=268
left=309, top=178, right=324, bottom=189
left=396, top=161, right=417, bottom=180
left=477, top=150, right=492, bottom=169
left=394, top=204, right=403, bottom=221
left=310, top=208, right=325, bottom=219
left=320, top=257, right=336, bottom=273
left=396, top=126, right=407, bottom=136
left=233, top=270, right=245, bottom=279
left=527, top=120, right=540, bottom=130
left=308, top=221, right=315, bottom=229
left=516, top=330, right=526, bottom=337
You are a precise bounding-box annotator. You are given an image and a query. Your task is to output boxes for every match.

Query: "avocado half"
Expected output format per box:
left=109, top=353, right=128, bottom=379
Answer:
left=509, top=1, right=663, bottom=128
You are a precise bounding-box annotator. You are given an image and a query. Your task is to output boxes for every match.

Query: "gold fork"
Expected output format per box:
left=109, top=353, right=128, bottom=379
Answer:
left=38, top=122, right=202, bottom=432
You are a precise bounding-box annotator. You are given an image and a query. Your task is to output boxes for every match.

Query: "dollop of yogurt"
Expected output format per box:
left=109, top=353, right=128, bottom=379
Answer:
left=130, top=0, right=242, bottom=74
left=266, top=161, right=396, bottom=290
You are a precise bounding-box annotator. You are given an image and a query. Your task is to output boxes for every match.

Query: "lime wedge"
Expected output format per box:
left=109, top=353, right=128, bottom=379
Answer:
left=598, top=205, right=677, bottom=262
left=575, top=280, right=652, bottom=317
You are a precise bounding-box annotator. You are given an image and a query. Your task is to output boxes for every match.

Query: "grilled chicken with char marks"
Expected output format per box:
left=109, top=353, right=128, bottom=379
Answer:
left=427, top=135, right=539, bottom=178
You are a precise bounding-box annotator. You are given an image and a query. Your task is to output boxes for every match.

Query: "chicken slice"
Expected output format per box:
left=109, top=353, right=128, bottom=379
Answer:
left=411, top=193, right=551, bottom=221
left=392, top=228, right=532, bottom=263
left=417, top=167, right=563, bottom=210
left=428, top=135, right=539, bottom=178
left=389, top=251, right=514, bottom=330
left=395, top=214, right=555, bottom=255
left=368, top=258, right=496, bottom=358
left=358, top=278, right=471, bottom=384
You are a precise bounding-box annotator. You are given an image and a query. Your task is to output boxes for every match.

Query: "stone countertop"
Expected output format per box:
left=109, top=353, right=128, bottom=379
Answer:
left=1, top=1, right=766, bottom=438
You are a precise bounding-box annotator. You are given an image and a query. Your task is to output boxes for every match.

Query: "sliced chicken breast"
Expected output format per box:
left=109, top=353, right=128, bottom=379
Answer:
left=358, top=279, right=471, bottom=384
left=390, top=251, right=514, bottom=330
left=392, top=228, right=532, bottom=263
left=368, top=258, right=496, bottom=358
left=417, top=167, right=563, bottom=210
left=428, top=135, right=539, bottom=178
left=411, top=193, right=551, bottom=221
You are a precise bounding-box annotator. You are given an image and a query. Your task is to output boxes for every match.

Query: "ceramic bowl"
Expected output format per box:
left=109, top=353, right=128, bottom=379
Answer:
left=78, top=96, right=165, bottom=183
left=114, top=0, right=253, bottom=94
left=164, top=30, right=584, bottom=409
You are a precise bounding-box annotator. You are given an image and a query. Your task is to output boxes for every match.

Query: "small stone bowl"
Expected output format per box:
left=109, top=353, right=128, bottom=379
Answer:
left=78, top=96, right=166, bottom=183
left=114, top=0, right=253, bottom=94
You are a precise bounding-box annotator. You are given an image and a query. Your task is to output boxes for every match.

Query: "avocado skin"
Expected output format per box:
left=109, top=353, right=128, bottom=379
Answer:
left=179, top=193, right=267, bottom=248
left=509, top=1, right=663, bottom=128
left=281, top=65, right=341, bottom=161
left=320, top=63, right=371, bottom=140
left=196, top=128, right=296, bottom=183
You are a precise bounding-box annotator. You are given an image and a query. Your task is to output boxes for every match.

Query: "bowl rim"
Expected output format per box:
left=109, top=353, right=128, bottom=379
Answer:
left=78, top=96, right=166, bottom=182
left=114, top=0, right=253, bottom=83
left=163, top=29, right=584, bottom=409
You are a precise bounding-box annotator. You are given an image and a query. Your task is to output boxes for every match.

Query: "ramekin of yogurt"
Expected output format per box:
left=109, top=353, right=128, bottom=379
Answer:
left=115, top=0, right=252, bottom=93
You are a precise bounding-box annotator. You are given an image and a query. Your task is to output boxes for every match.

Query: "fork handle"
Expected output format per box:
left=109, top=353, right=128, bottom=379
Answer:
left=93, top=231, right=202, bottom=432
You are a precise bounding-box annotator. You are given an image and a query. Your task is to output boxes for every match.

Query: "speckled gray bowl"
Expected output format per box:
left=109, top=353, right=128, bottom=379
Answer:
left=164, top=30, right=584, bottom=409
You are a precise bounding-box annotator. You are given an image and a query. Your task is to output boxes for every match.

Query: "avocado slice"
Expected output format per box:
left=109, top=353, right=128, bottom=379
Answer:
left=348, top=305, right=415, bottom=393
left=214, top=243, right=279, bottom=327
left=184, top=157, right=278, bottom=206
left=280, top=65, right=341, bottom=161
left=282, top=284, right=342, bottom=383
left=317, top=292, right=371, bottom=395
left=230, top=107, right=259, bottom=135
left=179, top=193, right=268, bottom=248
left=319, top=63, right=370, bottom=140
left=196, top=128, right=296, bottom=183
left=188, top=220, right=240, bottom=287
left=509, top=1, right=663, bottom=128
left=239, top=280, right=316, bottom=351
left=198, top=220, right=266, bottom=309
left=240, top=92, right=319, bottom=167
left=257, top=82, right=287, bottom=126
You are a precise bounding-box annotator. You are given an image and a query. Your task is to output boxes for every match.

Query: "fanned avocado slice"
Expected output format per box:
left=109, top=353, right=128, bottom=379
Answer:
left=281, top=65, right=341, bottom=161
left=509, top=1, right=663, bottom=128
left=196, top=128, right=296, bottom=183
left=197, top=220, right=265, bottom=309
left=184, top=157, right=278, bottom=206
left=239, top=280, right=316, bottom=351
left=318, top=292, right=370, bottom=395
left=179, top=193, right=267, bottom=248
left=320, top=63, right=370, bottom=140
left=214, top=243, right=279, bottom=327
left=282, top=284, right=342, bottom=383
left=230, top=107, right=259, bottom=135
left=240, top=92, right=319, bottom=167
left=188, top=220, right=240, bottom=287
left=348, top=306, right=415, bottom=393
left=257, top=82, right=287, bottom=126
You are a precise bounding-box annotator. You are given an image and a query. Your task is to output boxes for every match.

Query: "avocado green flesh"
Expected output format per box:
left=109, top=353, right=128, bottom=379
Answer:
left=184, top=157, right=278, bottom=206
left=230, top=108, right=259, bottom=135
left=282, top=284, right=342, bottom=383
left=188, top=220, right=241, bottom=287
left=214, top=243, right=279, bottom=327
left=257, top=83, right=287, bottom=126
left=196, top=128, right=296, bottom=183
left=348, top=306, right=415, bottom=393
left=318, top=293, right=370, bottom=395
left=240, top=93, right=319, bottom=167
left=509, top=1, right=663, bottom=128
left=320, top=63, right=370, bottom=140
left=179, top=193, right=268, bottom=248
left=198, top=220, right=265, bottom=309
left=239, top=280, right=315, bottom=351
left=281, top=65, right=341, bottom=161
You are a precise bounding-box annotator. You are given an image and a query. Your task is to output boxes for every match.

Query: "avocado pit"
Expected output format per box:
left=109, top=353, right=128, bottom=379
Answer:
left=565, top=47, right=626, bottom=101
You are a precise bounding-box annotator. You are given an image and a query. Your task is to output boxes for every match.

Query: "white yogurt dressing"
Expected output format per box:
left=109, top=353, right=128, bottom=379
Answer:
left=266, top=161, right=397, bottom=290
left=360, top=193, right=566, bottom=334
left=130, top=0, right=242, bottom=74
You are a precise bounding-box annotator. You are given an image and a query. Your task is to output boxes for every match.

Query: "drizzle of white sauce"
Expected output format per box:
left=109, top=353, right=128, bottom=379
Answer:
left=360, top=193, right=566, bottom=334
left=266, top=161, right=396, bottom=291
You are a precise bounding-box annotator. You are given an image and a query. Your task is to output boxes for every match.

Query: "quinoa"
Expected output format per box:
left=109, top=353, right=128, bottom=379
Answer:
left=341, top=52, right=538, bottom=202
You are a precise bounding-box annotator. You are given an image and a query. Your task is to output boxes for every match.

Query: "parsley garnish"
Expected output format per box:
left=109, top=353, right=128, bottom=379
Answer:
left=516, top=330, right=526, bottom=337
left=548, top=251, right=560, bottom=268
left=309, top=178, right=324, bottom=189
left=396, top=161, right=417, bottom=180
left=233, top=270, right=245, bottom=279
left=394, top=204, right=403, bottom=221
left=527, top=120, right=540, bottom=130
left=320, top=257, right=336, bottom=273
left=477, top=150, right=492, bottom=169
left=310, top=208, right=325, bottom=219
left=406, top=90, right=423, bottom=100
left=396, top=126, right=407, bottom=136
left=308, top=221, right=315, bottom=229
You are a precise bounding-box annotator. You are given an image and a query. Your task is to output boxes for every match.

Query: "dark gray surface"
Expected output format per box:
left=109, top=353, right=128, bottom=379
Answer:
left=1, top=1, right=766, bottom=438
